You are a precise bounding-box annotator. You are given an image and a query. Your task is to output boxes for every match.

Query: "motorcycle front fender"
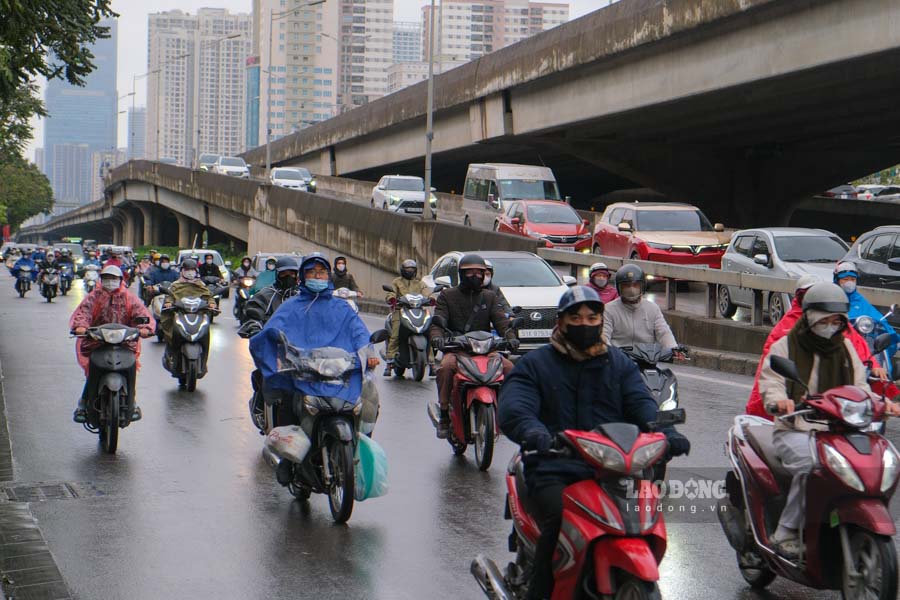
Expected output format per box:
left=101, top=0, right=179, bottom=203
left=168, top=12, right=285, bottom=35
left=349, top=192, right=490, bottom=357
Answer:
left=593, top=537, right=660, bottom=595
left=409, top=334, right=428, bottom=353
left=99, top=372, right=127, bottom=393
left=466, top=385, right=497, bottom=410
left=831, top=497, right=897, bottom=536
left=181, top=343, right=202, bottom=360
left=321, top=416, right=354, bottom=443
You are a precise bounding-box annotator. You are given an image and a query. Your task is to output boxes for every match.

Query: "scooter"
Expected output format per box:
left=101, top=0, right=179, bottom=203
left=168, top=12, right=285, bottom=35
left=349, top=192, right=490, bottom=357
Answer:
left=58, top=264, right=73, bottom=295
left=717, top=344, right=899, bottom=599
left=426, top=315, right=521, bottom=471
left=852, top=303, right=900, bottom=379
left=14, top=265, right=32, bottom=298
left=471, top=409, right=687, bottom=600
left=149, top=281, right=173, bottom=341
left=233, top=274, right=256, bottom=323
left=161, top=296, right=217, bottom=392
left=83, top=265, right=100, bottom=293
left=380, top=283, right=434, bottom=381
left=334, top=287, right=360, bottom=313
left=40, top=268, right=59, bottom=303
left=201, top=276, right=227, bottom=323
left=72, top=320, right=150, bottom=454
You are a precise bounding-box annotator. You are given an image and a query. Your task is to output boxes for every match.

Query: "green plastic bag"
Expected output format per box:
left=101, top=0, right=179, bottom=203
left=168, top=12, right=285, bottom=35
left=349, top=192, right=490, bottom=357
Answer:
left=354, top=433, right=389, bottom=501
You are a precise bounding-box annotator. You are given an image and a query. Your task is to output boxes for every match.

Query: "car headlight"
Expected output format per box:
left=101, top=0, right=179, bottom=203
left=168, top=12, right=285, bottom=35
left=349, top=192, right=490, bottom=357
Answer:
left=576, top=438, right=626, bottom=473
left=430, top=194, right=437, bottom=205
left=577, top=233, right=591, bottom=240
left=822, top=442, right=865, bottom=491
left=646, top=242, right=672, bottom=250
left=389, top=195, right=401, bottom=204
left=881, top=446, right=900, bottom=492
left=308, top=179, right=316, bottom=188
left=837, top=397, right=873, bottom=428
left=630, top=439, right=667, bottom=474
left=855, top=316, right=875, bottom=335
left=76, top=257, right=83, bottom=264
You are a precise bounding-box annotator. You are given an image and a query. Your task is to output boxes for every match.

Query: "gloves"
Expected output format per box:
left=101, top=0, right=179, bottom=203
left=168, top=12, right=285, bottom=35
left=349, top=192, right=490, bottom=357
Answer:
left=522, top=429, right=553, bottom=453
left=506, top=337, right=520, bottom=352
left=665, top=429, right=691, bottom=457
left=431, top=337, right=444, bottom=351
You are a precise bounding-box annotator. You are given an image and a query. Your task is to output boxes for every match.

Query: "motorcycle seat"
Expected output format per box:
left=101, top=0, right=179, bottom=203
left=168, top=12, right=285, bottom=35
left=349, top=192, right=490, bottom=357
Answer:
left=513, top=460, right=540, bottom=518
left=743, top=425, right=793, bottom=490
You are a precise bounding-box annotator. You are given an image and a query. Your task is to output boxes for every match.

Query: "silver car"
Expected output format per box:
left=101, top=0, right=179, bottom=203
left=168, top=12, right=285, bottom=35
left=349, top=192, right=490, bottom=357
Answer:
left=371, top=175, right=437, bottom=215
left=718, top=227, right=848, bottom=324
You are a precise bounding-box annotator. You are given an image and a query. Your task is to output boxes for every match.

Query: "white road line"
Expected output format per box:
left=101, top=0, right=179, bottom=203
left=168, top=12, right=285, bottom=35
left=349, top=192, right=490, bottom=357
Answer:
left=675, top=370, right=753, bottom=390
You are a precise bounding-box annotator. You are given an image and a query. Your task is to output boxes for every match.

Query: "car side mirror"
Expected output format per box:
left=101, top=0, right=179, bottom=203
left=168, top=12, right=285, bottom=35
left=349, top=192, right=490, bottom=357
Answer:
left=770, top=355, right=806, bottom=390
left=874, top=332, right=894, bottom=355
left=562, top=275, right=577, bottom=286
left=714, top=223, right=725, bottom=232
left=377, top=184, right=385, bottom=190
left=888, top=257, right=900, bottom=272
left=564, top=195, right=572, bottom=204
left=617, top=222, right=632, bottom=233
left=434, top=275, right=451, bottom=287
left=382, top=284, right=394, bottom=293
left=370, top=329, right=390, bottom=344
left=753, top=254, right=770, bottom=267
left=488, top=194, right=500, bottom=209
left=582, top=219, right=590, bottom=228
left=430, top=186, right=436, bottom=192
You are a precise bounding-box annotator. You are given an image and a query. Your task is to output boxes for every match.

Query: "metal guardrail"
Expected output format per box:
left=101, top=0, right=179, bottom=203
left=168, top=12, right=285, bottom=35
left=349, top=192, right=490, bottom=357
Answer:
left=538, top=248, right=900, bottom=327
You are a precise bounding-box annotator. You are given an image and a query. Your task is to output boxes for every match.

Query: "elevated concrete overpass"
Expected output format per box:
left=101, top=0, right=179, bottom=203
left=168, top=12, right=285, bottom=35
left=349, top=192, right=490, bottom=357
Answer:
left=244, top=0, right=900, bottom=228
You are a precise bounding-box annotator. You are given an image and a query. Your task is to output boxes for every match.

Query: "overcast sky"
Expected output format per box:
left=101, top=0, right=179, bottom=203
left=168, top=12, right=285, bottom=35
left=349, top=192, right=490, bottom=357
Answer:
left=27, top=0, right=606, bottom=160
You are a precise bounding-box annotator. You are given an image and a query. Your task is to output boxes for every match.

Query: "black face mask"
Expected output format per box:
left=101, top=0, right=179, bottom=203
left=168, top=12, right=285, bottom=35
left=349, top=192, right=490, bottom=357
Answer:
left=563, top=324, right=602, bottom=351
left=460, top=272, right=484, bottom=291
left=277, top=274, right=298, bottom=289
left=401, top=269, right=416, bottom=280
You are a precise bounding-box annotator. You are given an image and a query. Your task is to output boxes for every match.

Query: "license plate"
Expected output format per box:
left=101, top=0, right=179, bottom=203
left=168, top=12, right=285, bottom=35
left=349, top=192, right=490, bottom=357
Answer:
left=406, top=208, right=423, bottom=214
left=519, top=328, right=552, bottom=339
left=557, top=246, right=576, bottom=252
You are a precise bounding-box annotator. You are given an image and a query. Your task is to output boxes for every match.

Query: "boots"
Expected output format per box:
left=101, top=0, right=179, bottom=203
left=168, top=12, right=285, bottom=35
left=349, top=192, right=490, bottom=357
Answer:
left=436, top=409, right=450, bottom=439
left=73, top=397, right=87, bottom=423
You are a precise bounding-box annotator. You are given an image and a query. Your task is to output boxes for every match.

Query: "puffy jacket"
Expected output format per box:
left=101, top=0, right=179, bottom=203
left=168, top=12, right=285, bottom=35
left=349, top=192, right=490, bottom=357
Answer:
left=429, top=286, right=512, bottom=341
left=602, top=297, right=677, bottom=350
left=386, top=277, right=428, bottom=301
left=147, top=266, right=179, bottom=286
left=244, top=284, right=300, bottom=326
left=499, top=342, right=658, bottom=486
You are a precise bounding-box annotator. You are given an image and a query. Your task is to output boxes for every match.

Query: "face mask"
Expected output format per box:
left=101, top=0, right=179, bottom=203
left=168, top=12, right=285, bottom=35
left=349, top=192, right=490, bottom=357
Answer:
left=483, top=275, right=492, bottom=287
left=622, top=288, right=642, bottom=302
left=278, top=274, right=298, bottom=288
left=242, top=262, right=250, bottom=269
left=461, top=272, right=484, bottom=290
left=101, top=279, right=120, bottom=292
left=811, top=322, right=841, bottom=339
left=205, top=260, right=213, bottom=265
left=182, top=270, right=197, bottom=280
left=840, top=280, right=857, bottom=294
left=401, top=269, right=416, bottom=280
left=592, top=276, right=608, bottom=288
left=563, top=323, right=602, bottom=350
left=335, top=263, right=346, bottom=273
left=160, top=262, right=170, bottom=270
left=267, top=264, right=276, bottom=271
left=305, top=278, right=329, bottom=293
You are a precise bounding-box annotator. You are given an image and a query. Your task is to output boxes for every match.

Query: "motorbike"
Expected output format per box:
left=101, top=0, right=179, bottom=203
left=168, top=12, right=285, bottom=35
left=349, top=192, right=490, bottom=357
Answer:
left=426, top=315, right=521, bottom=471
left=15, top=265, right=33, bottom=298
left=83, top=265, right=100, bottom=293
left=717, top=343, right=899, bottom=600
left=201, top=276, right=227, bottom=323
left=161, top=296, right=217, bottom=392
left=471, top=409, right=688, bottom=600
left=72, top=319, right=150, bottom=454
left=259, top=331, right=388, bottom=523
left=58, top=264, right=74, bottom=296
left=334, top=287, right=360, bottom=313
left=149, top=281, right=174, bottom=341
left=379, top=283, right=434, bottom=381
left=852, top=303, right=900, bottom=379
left=233, top=275, right=256, bottom=323
left=40, top=268, right=59, bottom=303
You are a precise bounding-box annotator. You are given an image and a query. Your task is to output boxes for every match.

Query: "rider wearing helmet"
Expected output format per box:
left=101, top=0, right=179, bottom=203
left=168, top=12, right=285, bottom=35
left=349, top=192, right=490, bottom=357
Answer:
left=384, top=259, right=434, bottom=377
left=161, top=259, right=217, bottom=376
left=586, top=262, right=618, bottom=303
left=761, top=282, right=900, bottom=559
left=834, top=261, right=900, bottom=370
left=602, top=264, right=678, bottom=351
left=103, top=247, right=130, bottom=284
left=430, top=253, right=518, bottom=439
left=251, top=256, right=279, bottom=294
left=233, top=256, right=257, bottom=279
left=499, top=286, right=690, bottom=600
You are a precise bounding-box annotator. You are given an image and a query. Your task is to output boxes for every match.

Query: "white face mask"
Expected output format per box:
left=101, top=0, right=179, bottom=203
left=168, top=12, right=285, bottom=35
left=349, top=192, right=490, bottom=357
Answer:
left=811, top=322, right=841, bottom=339
left=483, top=275, right=492, bottom=287
left=840, top=280, right=857, bottom=294
left=101, top=278, right=120, bottom=291
left=592, top=276, right=608, bottom=288
left=622, top=288, right=642, bottom=302
left=160, top=262, right=170, bottom=270
left=182, top=270, right=197, bottom=280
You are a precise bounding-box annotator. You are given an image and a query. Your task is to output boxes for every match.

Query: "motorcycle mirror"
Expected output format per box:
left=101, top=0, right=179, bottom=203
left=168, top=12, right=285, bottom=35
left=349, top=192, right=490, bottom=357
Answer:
left=873, top=332, right=894, bottom=355
left=770, top=355, right=805, bottom=388
left=510, top=306, right=523, bottom=315
left=382, top=284, right=394, bottom=293
left=134, top=316, right=150, bottom=325
left=433, top=284, right=446, bottom=294
left=653, top=408, right=686, bottom=427
left=370, top=329, right=390, bottom=344
left=891, top=303, right=900, bottom=315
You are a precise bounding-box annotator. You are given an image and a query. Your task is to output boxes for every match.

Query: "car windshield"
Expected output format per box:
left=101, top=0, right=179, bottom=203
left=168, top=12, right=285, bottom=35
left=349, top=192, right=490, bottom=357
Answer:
left=180, top=251, right=223, bottom=266
left=274, top=169, right=303, bottom=180
left=774, top=235, right=848, bottom=262
left=636, top=209, right=713, bottom=232
left=527, top=203, right=580, bottom=225
left=498, top=179, right=561, bottom=200
left=221, top=157, right=245, bottom=167
left=199, top=154, right=218, bottom=163
left=487, top=256, right=562, bottom=287
left=53, top=244, right=84, bottom=257
left=387, top=178, right=424, bottom=191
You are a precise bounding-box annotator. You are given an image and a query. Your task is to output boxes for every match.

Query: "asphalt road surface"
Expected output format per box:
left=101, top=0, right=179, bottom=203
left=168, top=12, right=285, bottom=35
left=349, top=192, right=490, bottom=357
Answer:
left=0, top=273, right=896, bottom=599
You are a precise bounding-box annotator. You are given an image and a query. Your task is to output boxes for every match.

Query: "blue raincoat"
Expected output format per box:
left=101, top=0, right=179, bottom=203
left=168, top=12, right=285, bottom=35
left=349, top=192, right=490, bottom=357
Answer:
left=251, top=269, right=276, bottom=294
left=846, top=288, right=900, bottom=367
left=249, top=282, right=371, bottom=402
left=10, top=257, right=37, bottom=281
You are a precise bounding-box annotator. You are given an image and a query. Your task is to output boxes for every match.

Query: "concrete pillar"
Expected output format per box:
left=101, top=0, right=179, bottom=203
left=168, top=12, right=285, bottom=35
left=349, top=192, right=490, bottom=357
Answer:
left=137, top=204, right=156, bottom=246
left=121, top=210, right=138, bottom=248
left=175, top=213, right=193, bottom=248
left=112, top=220, right=124, bottom=245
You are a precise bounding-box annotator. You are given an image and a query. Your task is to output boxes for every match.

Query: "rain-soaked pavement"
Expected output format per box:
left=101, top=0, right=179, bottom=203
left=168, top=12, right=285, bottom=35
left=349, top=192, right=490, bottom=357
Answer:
left=0, top=272, right=897, bottom=599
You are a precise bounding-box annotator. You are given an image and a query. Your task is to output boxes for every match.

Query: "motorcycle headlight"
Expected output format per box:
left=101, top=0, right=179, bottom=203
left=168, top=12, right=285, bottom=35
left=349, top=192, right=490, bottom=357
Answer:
left=630, top=439, right=667, bottom=474
left=242, top=277, right=255, bottom=287
left=76, top=257, right=83, bottom=264
left=308, top=179, right=316, bottom=189
left=467, top=337, right=494, bottom=354
left=575, top=438, right=627, bottom=473
left=882, top=446, right=900, bottom=492
left=837, top=397, right=872, bottom=428
left=646, top=242, right=672, bottom=250
left=100, top=329, right=128, bottom=344
left=855, top=316, right=875, bottom=335
left=822, top=443, right=865, bottom=492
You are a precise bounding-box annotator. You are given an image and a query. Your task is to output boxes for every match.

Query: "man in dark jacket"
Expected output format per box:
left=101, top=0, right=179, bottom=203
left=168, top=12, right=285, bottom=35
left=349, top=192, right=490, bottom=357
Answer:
left=498, top=286, right=690, bottom=600
left=430, top=253, right=518, bottom=438
left=331, top=255, right=363, bottom=295
left=198, top=254, right=221, bottom=280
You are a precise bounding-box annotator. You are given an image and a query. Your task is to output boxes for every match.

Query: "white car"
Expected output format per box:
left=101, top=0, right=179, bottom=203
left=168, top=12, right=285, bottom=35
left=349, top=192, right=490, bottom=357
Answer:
left=371, top=175, right=437, bottom=216
left=422, top=251, right=576, bottom=353
left=271, top=167, right=316, bottom=192
left=213, top=156, right=250, bottom=179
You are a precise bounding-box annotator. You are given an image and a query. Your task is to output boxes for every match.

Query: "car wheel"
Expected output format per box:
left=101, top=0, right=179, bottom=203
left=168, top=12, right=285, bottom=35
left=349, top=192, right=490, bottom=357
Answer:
left=493, top=221, right=500, bottom=232
left=464, top=216, right=471, bottom=227
left=718, top=285, right=738, bottom=318
left=370, top=198, right=375, bottom=208
left=630, top=251, right=640, bottom=261
left=768, top=293, right=786, bottom=325
left=382, top=202, right=388, bottom=211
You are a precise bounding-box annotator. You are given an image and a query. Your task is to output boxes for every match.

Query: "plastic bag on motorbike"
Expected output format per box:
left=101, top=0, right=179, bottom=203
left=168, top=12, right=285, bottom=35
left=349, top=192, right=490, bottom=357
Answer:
left=265, top=425, right=311, bottom=463
left=359, top=377, right=380, bottom=436
left=354, top=433, right=388, bottom=501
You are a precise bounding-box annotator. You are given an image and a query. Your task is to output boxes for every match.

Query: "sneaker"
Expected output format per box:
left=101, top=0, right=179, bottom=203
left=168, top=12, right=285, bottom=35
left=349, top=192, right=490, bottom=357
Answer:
left=383, top=362, right=393, bottom=377
left=73, top=407, right=87, bottom=424
left=275, top=459, right=293, bottom=486
left=130, top=406, right=142, bottom=422
left=775, top=537, right=802, bottom=560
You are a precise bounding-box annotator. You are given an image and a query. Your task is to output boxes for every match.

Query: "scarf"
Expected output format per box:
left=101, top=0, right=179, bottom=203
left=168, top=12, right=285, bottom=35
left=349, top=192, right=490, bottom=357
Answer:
left=550, top=327, right=607, bottom=362
left=785, top=315, right=852, bottom=402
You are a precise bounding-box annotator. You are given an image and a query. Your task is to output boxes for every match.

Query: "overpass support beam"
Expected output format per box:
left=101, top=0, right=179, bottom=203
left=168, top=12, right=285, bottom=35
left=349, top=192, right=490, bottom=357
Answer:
left=175, top=214, right=198, bottom=249
left=137, top=204, right=158, bottom=247
left=111, top=220, right=124, bottom=246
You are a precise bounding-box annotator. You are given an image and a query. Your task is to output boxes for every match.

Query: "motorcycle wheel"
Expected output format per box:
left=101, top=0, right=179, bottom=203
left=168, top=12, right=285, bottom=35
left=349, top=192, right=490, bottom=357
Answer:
left=18, top=287, right=24, bottom=298
left=841, top=528, right=898, bottom=600
left=474, top=404, right=495, bottom=471
left=613, top=576, right=661, bottom=600
left=327, top=440, right=355, bottom=523
left=651, top=463, right=667, bottom=483
left=185, top=362, right=198, bottom=393
left=412, top=351, right=426, bottom=382
left=100, top=390, right=119, bottom=454
left=737, top=550, right=775, bottom=588
left=45, top=293, right=52, bottom=303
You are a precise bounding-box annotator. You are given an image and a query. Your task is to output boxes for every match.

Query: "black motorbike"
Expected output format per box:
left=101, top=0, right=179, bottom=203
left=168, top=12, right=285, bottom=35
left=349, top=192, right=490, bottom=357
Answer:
left=14, top=265, right=32, bottom=298
left=381, top=283, right=434, bottom=381
left=162, top=297, right=217, bottom=392
left=58, top=264, right=74, bottom=296
left=74, top=320, right=149, bottom=453
left=40, top=268, right=59, bottom=303
left=201, top=276, right=227, bottom=323
left=233, top=274, right=256, bottom=324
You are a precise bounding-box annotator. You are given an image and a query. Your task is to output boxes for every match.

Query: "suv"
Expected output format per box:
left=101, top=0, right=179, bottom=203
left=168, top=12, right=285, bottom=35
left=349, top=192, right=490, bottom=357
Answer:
left=213, top=156, right=250, bottom=178
left=718, top=228, right=848, bottom=323
left=175, top=249, right=232, bottom=295
left=371, top=175, right=437, bottom=216
left=271, top=167, right=316, bottom=192
left=421, top=251, right=576, bottom=352
left=591, top=202, right=731, bottom=267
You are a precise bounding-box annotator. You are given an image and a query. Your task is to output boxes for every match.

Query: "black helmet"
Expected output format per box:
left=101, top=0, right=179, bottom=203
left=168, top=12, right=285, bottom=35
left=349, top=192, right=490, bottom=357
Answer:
left=275, top=256, right=299, bottom=273
left=458, top=253, right=487, bottom=271
left=802, top=282, right=850, bottom=314
left=180, top=258, right=198, bottom=271
left=400, top=259, right=417, bottom=279
left=159, top=254, right=171, bottom=262
left=614, top=264, right=645, bottom=295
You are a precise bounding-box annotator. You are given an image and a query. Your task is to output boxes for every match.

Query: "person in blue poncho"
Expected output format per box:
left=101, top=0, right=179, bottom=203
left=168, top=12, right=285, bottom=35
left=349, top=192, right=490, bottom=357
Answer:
left=249, top=253, right=380, bottom=484
left=250, top=256, right=278, bottom=294
left=10, top=250, right=37, bottom=281
left=834, top=260, right=900, bottom=374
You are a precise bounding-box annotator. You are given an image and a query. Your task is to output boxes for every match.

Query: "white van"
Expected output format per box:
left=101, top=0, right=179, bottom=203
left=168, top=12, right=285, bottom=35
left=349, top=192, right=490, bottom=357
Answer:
left=461, top=163, right=562, bottom=229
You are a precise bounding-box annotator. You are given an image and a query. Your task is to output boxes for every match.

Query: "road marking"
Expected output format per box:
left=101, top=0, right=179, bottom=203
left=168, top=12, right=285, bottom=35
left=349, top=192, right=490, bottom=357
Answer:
left=675, top=371, right=752, bottom=390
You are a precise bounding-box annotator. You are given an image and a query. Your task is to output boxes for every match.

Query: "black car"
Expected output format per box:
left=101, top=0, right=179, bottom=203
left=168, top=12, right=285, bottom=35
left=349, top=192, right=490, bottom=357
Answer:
left=842, top=225, right=900, bottom=325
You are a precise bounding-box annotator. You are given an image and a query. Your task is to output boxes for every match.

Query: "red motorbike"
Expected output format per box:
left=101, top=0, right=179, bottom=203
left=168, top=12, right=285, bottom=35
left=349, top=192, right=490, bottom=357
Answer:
left=718, top=351, right=899, bottom=599
left=472, top=409, right=687, bottom=600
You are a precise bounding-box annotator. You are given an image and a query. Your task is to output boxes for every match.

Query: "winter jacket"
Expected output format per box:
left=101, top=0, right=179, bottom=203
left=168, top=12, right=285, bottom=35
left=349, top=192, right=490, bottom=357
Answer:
left=160, top=280, right=214, bottom=340
left=244, top=284, right=300, bottom=326
left=499, top=342, right=658, bottom=486
left=429, top=286, right=512, bottom=341
left=332, top=270, right=360, bottom=292
left=147, top=266, right=179, bottom=286
left=198, top=262, right=221, bottom=279
left=386, top=277, right=429, bottom=302
left=602, top=298, right=677, bottom=350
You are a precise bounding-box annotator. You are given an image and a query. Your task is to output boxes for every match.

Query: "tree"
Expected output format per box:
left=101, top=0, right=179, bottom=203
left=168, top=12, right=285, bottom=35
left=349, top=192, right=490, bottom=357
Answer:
left=0, top=157, right=53, bottom=229
left=0, top=83, right=45, bottom=161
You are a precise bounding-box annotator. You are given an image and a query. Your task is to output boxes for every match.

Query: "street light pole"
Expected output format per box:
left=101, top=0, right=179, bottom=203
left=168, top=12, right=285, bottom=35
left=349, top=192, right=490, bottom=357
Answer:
left=423, top=0, right=437, bottom=220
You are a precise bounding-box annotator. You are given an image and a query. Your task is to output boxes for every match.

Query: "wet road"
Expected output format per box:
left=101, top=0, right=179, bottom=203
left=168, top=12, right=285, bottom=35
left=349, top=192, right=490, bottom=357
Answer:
left=0, top=273, right=896, bottom=600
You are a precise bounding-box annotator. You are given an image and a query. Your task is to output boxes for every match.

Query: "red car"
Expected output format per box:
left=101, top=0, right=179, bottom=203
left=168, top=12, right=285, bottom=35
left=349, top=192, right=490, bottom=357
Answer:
left=591, top=202, right=732, bottom=267
left=494, top=200, right=592, bottom=252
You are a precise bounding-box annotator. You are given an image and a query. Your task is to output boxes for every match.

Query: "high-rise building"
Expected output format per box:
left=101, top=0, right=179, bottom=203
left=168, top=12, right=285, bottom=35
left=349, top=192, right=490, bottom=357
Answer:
left=91, top=148, right=127, bottom=201
left=34, top=148, right=44, bottom=173
left=43, top=18, right=117, bottom=206
left=245, top=56, right=261, bottom=149
left=127, top=107, right=147, bottom=160
left=386, top=59, right=465, bottom=93
left=336, top=0, right=394, bottom=111
left=147, top=9, right=252, bottom=166
left=393, top=21, right=422, bottom=64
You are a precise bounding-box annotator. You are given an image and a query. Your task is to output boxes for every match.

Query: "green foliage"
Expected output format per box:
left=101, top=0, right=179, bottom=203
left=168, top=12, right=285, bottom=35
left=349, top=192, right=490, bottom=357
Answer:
left=0, top=156, right=53, bottom=228
left=0, top=83, right=45, bottom=161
